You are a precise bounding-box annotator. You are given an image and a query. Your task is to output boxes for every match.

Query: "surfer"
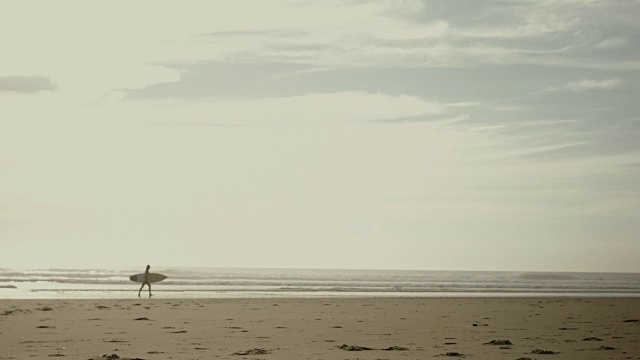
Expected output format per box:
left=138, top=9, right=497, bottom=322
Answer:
left=138, top=264, right=152, bottom=298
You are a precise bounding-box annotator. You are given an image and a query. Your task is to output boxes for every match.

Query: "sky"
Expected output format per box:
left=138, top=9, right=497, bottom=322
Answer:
left=1, top=0, right=639, bottom=272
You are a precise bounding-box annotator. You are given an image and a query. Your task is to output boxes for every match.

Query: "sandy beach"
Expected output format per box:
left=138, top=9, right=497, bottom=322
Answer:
left=1, top=297, right=639, bottom=359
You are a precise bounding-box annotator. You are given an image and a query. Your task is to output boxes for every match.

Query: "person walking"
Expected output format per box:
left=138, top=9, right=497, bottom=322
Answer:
left=138, top=264, right=152, bottom=298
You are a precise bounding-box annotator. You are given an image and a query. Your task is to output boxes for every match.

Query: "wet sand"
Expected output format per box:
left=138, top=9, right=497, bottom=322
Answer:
left=1, top=297, right=639, bottom=359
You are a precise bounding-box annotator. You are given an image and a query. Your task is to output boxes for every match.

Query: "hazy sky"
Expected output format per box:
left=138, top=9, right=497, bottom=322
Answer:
left=2, top=0, right=639, bottom=272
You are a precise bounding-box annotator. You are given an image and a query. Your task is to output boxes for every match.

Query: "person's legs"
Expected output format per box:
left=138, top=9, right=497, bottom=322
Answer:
left=138, top=283, right=145, bottom=297
left=148, top=283, right=152, bottom=298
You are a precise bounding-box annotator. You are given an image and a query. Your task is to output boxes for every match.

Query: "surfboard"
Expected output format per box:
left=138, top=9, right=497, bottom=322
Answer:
left=129, top=273, right=167, bottom=283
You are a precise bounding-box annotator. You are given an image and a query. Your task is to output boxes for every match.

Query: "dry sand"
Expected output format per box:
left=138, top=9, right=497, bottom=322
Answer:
left=1, top=297, right=639, bottom=359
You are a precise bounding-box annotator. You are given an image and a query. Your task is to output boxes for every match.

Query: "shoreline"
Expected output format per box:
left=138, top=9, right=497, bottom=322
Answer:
left=2, top=297, right=639, bottom=359
left=3, top=268, right=638, bottom=297
left=4, top=290, right=640, bottom=300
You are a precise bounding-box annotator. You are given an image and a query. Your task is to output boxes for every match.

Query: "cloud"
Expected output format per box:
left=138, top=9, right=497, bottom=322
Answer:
left=542, top=78, right=622, bottom=93
left=564, top=78, right=622, bottom=91
left=0, top=76, right=56, bottom=94
left=374, top=0, right=640, bottom=70
left=593, top=37, right=628, bottom=49
left=113, top=0, right=640, bottom=105
left=205, top=28, right=306, bottom=38
left=125, top=60, right=579, bottom=102
left=134, top=91, right=444, bottom=126
left=455, top=12, right=577, bottom=40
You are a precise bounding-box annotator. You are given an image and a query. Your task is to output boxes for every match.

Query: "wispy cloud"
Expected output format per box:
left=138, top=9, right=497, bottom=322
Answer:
left=455, top=12, right=578, bottom=40
left=593, top=37, right=628, bottom=49
left=544, top=78, right=622, bottom=92
left=204, top=28, right=306, bottom=38
left=0, top=76, right=55, bottom=94
left=564, top=78, right=622, bottom=91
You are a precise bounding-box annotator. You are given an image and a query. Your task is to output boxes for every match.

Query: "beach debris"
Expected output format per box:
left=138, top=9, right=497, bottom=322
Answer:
left=623, top=319, right=638, bottom=322
left=232, top=348, right=271, bottom=355
left=133, top=317, right=150, bottom=321
left=531, top=349, right=558, bottom=354
left=169, top=330, right=187, bottom=333
left=484, top=340, right=513, bottom=345
left=382, top=346, right=409, bottom=351
left=48, top=354, right=66, bottom=357
left=582, top=337, right=603, bottom=341
left=38, top=306, right=54, bottom=311
left=336, top=344, right=407, bottom=351
left=337, top=344, right=373, bottom=351
left=595, top=345, right=615, bottom=350
left=516, top=358, right=533, bottom=360
left=435, top=352, right=465, bottom=357
left=90, top=354, right=145, bottom=360
left=37, top=325, right=55, bottom=329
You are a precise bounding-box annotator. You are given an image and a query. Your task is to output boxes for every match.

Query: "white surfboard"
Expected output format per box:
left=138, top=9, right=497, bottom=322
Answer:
left=129, top=273, right=167, bottom=283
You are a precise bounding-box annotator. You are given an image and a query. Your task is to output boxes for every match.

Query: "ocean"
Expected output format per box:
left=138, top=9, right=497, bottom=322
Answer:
left=1, top=267, right=639, bottom=299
